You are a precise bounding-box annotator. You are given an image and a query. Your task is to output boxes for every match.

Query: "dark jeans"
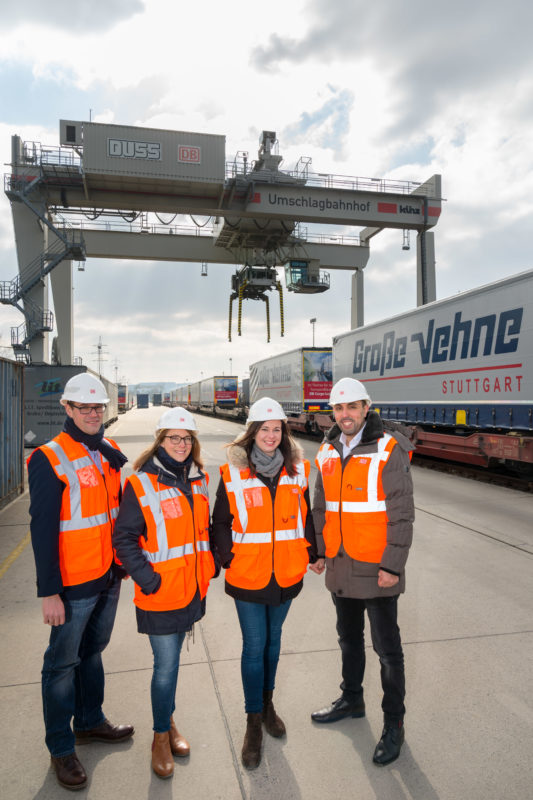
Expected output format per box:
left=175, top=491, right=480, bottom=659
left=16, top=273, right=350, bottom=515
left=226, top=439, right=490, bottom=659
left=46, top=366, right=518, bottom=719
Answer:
left=234, top=598, right=292, bottom=713
left=42, top=579, right=121, bottom=757
left=148, top=632, right=186, bottom=733
left=332, top=593, right=405, bottom=722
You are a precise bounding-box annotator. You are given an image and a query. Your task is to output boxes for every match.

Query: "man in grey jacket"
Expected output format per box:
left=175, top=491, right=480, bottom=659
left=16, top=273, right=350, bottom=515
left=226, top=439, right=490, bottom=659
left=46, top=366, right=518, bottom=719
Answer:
left=310, top=377, right=414, bottom=765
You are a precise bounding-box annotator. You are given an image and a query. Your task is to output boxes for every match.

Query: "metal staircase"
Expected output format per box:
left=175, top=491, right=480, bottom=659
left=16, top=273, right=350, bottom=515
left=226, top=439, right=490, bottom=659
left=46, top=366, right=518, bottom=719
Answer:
left=1, top=171, right=86, bottom=362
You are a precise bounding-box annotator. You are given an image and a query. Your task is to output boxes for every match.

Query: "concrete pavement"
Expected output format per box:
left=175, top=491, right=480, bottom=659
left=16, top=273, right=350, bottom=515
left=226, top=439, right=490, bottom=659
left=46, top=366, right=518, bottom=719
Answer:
left=1, top=407, right=532, bottom=799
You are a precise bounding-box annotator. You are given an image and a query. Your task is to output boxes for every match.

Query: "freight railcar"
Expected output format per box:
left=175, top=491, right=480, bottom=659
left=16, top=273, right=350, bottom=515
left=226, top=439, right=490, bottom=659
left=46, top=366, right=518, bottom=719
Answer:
left=333, top=269, right=533, bottom=472
left=250, top=347, right=333, bottom=433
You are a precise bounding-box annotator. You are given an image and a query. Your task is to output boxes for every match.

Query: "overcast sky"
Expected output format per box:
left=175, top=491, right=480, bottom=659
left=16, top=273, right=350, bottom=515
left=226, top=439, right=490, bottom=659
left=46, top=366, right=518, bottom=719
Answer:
left=1, top=0, right=532, bottom=384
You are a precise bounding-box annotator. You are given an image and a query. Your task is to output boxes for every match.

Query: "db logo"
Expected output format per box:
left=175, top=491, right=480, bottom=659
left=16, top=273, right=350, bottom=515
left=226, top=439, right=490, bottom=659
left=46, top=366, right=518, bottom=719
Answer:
left=178, top=146, right=201, bottom=164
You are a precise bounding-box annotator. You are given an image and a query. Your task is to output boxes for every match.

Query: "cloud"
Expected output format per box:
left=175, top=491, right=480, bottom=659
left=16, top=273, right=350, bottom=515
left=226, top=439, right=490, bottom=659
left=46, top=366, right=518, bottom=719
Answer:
left=282, top=89, right=354, bottom=159
left=2, top=0, right=144, bottom=32
left=251, top=0, right=533, bottom=136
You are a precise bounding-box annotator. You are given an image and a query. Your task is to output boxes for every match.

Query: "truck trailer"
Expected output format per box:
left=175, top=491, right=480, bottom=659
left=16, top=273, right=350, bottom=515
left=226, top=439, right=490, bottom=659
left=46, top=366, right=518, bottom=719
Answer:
left=250, top=347, right=332, bottom=433
left=333, top=269, right=533, bottom=470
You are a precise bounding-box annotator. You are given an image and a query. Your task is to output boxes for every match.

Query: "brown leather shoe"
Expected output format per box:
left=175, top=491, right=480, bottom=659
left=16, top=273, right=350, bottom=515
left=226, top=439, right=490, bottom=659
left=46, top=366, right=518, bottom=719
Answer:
left=151, top=732, right=174, bottom=779
left=169, top=716, right=190, bottom=757
left=75, top=718, right=134, bottom=744
left=51, top=753, right=87, bottom=791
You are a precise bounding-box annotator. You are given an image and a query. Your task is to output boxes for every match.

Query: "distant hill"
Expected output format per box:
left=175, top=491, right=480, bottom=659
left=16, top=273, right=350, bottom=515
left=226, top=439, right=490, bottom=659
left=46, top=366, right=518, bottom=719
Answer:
left=128, top=382, right=181, bottom=397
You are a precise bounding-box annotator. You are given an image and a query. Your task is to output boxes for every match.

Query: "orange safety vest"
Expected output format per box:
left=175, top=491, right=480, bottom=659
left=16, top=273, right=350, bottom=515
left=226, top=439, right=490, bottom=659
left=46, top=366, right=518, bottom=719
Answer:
left=315, top=433, right=397, bottom=563
left=220, top=460, right=311, bottom=590
left=127, top=471, right=215, bottom=612
left=29, top=432, right=121, bottom=587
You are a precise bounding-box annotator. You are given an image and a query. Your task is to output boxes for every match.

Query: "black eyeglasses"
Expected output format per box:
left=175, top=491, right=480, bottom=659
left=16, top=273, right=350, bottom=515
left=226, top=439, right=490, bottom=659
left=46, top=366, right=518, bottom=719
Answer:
left=165, top=435, right=193, bottom=445
left=70, top=404, right=106, bottom=416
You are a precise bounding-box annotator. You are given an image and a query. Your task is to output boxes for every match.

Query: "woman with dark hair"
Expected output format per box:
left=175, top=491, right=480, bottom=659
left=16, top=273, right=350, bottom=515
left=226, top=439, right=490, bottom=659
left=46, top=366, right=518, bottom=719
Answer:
left=113, top=408, right=217, bottom=779
left=212, top=397, right=317, bottom=769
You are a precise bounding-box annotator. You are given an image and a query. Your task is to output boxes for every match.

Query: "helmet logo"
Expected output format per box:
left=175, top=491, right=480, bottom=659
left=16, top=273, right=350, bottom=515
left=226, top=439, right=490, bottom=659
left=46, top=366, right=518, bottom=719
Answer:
left=267, top=408, right=272, bottom=412
left=340, top=391, right=344, bottom=395
left=90, top=389, right=95, bottom=394
left=180, top=417, right=185, bottom=421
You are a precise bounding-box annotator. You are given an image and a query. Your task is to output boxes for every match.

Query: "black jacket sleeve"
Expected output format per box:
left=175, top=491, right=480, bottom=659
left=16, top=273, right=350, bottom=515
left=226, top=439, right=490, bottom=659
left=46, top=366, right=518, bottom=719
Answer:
left=211, top=476, right=235, bottom=568
left=112, top=482, right=161, bottom=595
left=28, top=449, right=65, bottom=597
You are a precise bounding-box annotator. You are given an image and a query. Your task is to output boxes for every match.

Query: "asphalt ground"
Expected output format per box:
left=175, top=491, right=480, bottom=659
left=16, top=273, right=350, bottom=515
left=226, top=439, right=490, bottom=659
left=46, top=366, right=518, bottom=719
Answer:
left=1, top=406, right=532, bottom=799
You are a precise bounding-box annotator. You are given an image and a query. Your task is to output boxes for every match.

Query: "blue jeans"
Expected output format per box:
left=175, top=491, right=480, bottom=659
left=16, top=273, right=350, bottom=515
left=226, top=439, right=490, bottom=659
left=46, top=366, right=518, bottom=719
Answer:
left=333, top=593, right=405, bottom=722
left=234, top=599, right=292, bottom=713
left=148, top=632, right=186, bottom=733
left=42, top=579, right=121, bottom=757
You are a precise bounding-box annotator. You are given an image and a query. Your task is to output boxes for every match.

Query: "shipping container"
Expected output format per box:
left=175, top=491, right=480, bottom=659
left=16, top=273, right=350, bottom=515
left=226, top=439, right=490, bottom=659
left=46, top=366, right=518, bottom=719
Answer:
left=152, top=393, right=163, bottom=406
left=118, top=383, right=129, bottom=413
left=333, top=269, right=533, bottom=430
left=250, top=347, right=333, bottom=414
left=23, top=366, right=118, bottom=448
left=199, top=376, right=238, bottom=411
left=0, top=357, right=24, bottom=508
left=189, top=382, right=201, bottom=409
left=240, top=378, right=250, bottom=407
left=137, top=393, right=149, bottom=409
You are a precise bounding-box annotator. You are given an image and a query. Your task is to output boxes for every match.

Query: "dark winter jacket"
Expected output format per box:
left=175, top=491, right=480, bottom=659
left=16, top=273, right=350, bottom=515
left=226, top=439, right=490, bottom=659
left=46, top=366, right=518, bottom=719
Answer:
left=313, top=411, right=414, bottom=599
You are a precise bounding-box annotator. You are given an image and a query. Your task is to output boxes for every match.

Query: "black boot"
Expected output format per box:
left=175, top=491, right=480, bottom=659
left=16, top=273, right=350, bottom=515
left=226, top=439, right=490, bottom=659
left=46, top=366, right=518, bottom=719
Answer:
left=262, top=690, right=286, bottom=738
left=241, top=712, right=263, bottom=769
left=373, top=720, right=405, bottom=765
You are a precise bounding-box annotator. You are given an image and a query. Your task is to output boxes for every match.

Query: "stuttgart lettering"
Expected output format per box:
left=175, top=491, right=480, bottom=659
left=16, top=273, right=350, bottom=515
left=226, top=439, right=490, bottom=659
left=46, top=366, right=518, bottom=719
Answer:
left=353, top=307, right=523, bottom=376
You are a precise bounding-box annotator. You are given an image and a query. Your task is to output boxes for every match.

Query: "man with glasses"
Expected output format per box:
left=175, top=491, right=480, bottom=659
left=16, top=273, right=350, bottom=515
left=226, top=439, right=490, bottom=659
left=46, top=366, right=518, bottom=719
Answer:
left=310, top=378, right=414, bottom=766
left=27, top=372, right=132, bottom=790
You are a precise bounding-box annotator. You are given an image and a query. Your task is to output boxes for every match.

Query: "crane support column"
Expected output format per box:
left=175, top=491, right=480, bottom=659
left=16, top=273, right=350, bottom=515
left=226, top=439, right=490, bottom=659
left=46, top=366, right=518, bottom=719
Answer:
left=416, top=230, right=436, bottom=306
left=351, top=268, right=365, bottom=330
left=50, top=256, right=73, bottom=364
left=11, top=201, right=49, bottom=363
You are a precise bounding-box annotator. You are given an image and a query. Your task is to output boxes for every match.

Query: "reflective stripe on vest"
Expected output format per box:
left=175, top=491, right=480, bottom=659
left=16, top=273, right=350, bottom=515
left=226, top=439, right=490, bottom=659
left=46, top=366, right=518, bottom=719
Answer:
left=136, top=472, right=199, bottom=563
left=221, top=459, right=310, bottom=590
left=226, top=463, right=306, bottom=545
left=128, top=470, right=214, bottom=611
left=45, top=440, right=114, bottom=532
left=33, top=433, right=121, bottom=587
left=316, top=434, right=395, bottom=561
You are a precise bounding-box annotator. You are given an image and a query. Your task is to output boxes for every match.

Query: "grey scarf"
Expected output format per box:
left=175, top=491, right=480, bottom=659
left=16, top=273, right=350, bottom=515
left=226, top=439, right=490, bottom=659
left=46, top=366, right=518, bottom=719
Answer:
left=251, top=443, right=284, bottom=478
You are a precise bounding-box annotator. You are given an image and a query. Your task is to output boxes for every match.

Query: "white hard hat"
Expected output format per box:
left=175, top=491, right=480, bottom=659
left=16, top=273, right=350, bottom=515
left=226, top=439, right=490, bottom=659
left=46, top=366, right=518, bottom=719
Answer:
left=156, top=407, right=197, bottom=432
left=61, top=373, right=110, bottom=405
left=329, top=377, right=371, bottom=406
left=247, top=397, right=287, bottom=424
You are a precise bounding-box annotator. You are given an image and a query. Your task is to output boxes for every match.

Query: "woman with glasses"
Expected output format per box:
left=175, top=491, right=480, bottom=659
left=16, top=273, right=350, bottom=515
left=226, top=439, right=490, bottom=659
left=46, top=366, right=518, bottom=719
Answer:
left=113, top=408, right=217, bottom=779
left=212, top=397, right=317, bottom=770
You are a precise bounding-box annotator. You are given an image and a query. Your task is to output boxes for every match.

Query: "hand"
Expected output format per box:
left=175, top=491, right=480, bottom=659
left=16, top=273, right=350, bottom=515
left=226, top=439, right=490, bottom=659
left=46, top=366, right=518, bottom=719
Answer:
left=378, top=569, right=400, bottom=589
left=309, top=558, right=326, bottom=575
left=42, top=594, right=65, bottom=626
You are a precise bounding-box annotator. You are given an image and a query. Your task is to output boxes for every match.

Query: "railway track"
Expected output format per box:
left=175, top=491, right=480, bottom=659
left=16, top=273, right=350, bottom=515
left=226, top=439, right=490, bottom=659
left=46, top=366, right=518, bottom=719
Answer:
left=412, top=454, right=533, bottom=493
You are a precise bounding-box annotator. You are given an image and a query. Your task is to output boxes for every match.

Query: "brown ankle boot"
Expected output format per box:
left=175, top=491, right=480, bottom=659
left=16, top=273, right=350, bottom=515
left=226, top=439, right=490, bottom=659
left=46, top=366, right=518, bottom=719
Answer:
left=151, top=731, right=174, bottom=779
left=262, top=690, right=286, bottom=737
left=169, top=716, right=190, bottom=757
left=241, top=712, right=263, bottom=769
